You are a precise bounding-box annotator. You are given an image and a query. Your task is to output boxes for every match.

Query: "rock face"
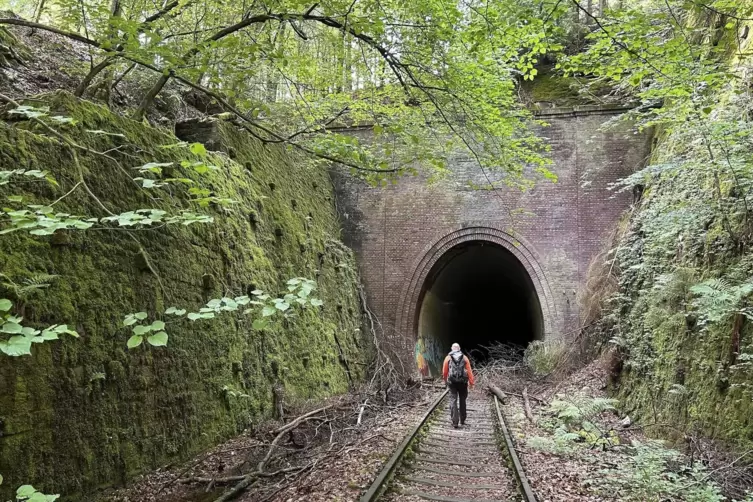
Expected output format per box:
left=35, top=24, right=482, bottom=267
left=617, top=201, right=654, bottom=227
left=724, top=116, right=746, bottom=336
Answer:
left=0, top=92, right=365, bottom=499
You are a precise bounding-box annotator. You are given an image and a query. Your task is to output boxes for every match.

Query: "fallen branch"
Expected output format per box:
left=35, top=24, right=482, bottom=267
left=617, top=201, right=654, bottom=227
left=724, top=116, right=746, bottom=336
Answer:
left=357, top=398, right=369, bottom=426
left=211, top=406, right=333, bottom=502
left=522, top=387, right=535, bottom=424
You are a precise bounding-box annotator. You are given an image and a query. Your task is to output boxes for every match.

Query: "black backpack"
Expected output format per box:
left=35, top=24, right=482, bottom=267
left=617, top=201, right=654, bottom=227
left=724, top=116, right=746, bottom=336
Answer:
left=448, top=353, right=468, bottom=384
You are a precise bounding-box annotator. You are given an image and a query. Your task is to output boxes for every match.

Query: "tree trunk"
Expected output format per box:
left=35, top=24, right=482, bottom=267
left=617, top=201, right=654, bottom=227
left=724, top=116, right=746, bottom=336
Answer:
left=33, top=0, right=46, bottom=23
left=133, top=73, right=170, bottom=121
left=99, top=0, right=122, bottom=106
left=75, top=57, right=114, bottom=97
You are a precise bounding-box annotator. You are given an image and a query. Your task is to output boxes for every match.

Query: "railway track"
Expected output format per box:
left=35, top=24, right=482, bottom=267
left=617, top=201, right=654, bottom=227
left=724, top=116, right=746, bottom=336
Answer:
left=360, top=385, right=536, bottom=502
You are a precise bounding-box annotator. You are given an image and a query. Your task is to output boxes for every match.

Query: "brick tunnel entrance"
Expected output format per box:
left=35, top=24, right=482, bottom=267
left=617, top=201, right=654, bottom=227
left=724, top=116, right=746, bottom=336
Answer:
left=415, top=241, right=543, bottom=376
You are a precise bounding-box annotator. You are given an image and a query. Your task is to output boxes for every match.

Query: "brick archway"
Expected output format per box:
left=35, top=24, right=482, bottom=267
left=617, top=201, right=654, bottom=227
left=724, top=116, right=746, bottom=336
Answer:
left=395, top=226, right=557, bottom=344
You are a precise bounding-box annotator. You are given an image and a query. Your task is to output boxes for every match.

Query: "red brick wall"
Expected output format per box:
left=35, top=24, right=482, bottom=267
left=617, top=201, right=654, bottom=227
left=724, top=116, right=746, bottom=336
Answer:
left=331, top=107, right=653, bottom=357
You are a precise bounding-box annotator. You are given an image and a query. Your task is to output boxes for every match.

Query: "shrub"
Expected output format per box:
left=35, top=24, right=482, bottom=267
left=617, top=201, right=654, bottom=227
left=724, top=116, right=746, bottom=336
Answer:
left=524, top=339, right=568, bottom=375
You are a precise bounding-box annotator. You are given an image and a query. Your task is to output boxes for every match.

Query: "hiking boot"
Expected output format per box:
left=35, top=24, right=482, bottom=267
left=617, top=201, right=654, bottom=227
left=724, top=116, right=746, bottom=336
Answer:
left=453, top=423, right=459, bottom=429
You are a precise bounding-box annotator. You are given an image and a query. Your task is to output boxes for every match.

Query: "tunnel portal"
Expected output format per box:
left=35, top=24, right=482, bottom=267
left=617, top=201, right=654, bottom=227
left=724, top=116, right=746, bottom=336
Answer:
left=415, top=241, right=543, bottom=377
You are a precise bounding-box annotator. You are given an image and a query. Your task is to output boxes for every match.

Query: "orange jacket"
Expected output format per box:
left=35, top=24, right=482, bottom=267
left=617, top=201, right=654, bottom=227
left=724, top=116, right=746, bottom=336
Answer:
left=442, top=354, right=475, bottom=386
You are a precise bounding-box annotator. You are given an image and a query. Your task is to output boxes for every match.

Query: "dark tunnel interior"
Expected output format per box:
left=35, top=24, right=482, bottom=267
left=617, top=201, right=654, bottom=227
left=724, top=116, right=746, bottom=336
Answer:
left=415, top=241, right=543, bottom=375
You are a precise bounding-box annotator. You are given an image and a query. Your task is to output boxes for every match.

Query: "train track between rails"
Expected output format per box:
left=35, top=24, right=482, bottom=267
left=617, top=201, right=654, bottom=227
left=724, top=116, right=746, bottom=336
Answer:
left=360, top=385, right=536, bottom=502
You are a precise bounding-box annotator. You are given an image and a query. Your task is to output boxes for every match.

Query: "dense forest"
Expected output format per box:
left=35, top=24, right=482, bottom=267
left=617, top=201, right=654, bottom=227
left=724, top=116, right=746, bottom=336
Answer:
left=2, top=0, right=753, bottom=500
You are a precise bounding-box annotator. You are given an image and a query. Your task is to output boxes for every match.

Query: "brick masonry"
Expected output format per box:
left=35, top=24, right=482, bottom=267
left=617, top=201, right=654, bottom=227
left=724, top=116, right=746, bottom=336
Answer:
left=330, top=107, right=653, bottom=361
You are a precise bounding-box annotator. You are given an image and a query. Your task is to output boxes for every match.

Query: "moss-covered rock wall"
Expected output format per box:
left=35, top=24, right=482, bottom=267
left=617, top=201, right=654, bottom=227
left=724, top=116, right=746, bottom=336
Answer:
left=600, top=82, right=753, bottom=453
left=0, top=92, right=366, bottom=499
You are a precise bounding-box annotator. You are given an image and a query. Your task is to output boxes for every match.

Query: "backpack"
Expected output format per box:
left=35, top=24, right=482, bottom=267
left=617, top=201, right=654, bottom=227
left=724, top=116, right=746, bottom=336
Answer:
left=448, top=353, right=468, bottom=384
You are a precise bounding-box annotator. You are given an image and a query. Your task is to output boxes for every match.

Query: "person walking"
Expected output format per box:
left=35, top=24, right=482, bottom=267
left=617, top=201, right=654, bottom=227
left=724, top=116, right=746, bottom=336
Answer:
left=442, top=343, right=475, bottom=428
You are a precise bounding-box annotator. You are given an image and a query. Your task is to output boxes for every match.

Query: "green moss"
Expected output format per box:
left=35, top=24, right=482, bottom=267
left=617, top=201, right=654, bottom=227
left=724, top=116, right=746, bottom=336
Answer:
left=0, top=92, right=366, bottom=499
left=615, top=255, right=753, bottom=452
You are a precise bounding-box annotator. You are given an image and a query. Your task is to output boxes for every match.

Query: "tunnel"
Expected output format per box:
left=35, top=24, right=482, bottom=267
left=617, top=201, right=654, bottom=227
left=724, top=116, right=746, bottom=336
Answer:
left=414, top=241, right=544, bottom=377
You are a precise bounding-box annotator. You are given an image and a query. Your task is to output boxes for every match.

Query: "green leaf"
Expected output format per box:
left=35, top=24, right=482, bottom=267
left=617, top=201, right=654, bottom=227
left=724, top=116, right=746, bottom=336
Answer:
left=134, top=312, right=148, bottom=320
left=0, top=298, right=11, bottom=311
left=123, top=316, right=138, bottom=326
left=17, top=485, right=36, bottom=497
left=61, top=326, right=79, bottom=338
left=187, top=312, right=201, bottom=321
left=151, top=320, right=165, bottom=330
left=147, top=331, right=168, bottom=346
left=310, top=298, right=324, bottom=307
left=274, top=301, right=290, bottom=312
left=190, top=143, right=207, bottom=156
left=262, top=305, right=276, bottom=317
left=40, top=328, right=59, bottom=340
left=0, top=335, right=32, bottom=356
left=127, top=334, right=143, bottom=349
left=132, top=325, right=151, bottom=335
left=165, top=307, right=186, bottom=316
left=2, top=321, right=23, bottom=334
left=252, top=318, right=268, bottom=330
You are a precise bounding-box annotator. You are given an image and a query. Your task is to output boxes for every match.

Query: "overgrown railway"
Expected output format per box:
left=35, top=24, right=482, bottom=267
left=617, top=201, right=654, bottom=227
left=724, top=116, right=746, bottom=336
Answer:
left=360, top=385, right=536, bottom=502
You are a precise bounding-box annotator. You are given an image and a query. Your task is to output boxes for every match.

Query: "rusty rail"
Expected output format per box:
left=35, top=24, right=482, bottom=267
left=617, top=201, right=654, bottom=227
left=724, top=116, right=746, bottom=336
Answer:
left=359, top=384, right=538, bottom=502
left=359, top=389, right=448, bottom=502
left=489, top=384, right=537, bottom=502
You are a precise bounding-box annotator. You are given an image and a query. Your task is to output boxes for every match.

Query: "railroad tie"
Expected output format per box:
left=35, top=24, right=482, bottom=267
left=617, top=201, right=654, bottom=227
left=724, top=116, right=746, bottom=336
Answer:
left=399, top=489, right=508, bottom=502
left=420, top=441, right=498, bottom=451
left=402, top=476, right=508, bottom=491
left=414, top=455, right=481, bottom=467
left=412, top=465, right=504, bottom=478
left=416, top=448, right=496, bottom=461
left=359, top=389, right=533, bottom=502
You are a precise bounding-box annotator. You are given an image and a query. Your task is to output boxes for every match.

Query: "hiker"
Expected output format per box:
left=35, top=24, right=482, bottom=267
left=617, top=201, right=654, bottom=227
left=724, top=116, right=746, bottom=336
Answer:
left=442, top=343, right=475, bottom=428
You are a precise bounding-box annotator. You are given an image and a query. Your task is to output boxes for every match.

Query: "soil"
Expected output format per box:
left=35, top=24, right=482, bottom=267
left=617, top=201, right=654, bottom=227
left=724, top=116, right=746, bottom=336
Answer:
left=98, top=387, right=445, bottom=502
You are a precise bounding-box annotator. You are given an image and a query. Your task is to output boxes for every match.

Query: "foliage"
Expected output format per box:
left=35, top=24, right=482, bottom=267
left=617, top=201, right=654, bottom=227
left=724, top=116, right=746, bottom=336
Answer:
left=10, top=484, right=59, bottom=502
left=533, top=394, right=620, bottom=450
left=122, top=278, right=322, bottom=348
left=0, top=169, right=56, bottom=186
left=587, top=440, right=724, bottom=502
left=0, top=95, right=366, bottom=496
left=0, top=298, right=78, bottom=356
left=523, top=339, right=567, bottom=375
left=549, top=395, right=619, bottom=428
left=0, top=477, right=58, bottom=501
left=0, top=0, right=566, bottom=187
left=690, top=278, right=753, bottom=325
left=0, top=273, right=58, bottom=300
left=526, top=427, right=581, bottom=455
left=222, top=385, right=251, bottom=399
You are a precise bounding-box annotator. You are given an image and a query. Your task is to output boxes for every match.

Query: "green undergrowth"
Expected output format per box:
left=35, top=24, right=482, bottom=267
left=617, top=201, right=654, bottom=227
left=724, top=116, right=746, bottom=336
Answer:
left=0, top=91, right=366, bottom=499
left=593, top=72, right=753, bottom=463
left=524, top=394, right=730, bottom=500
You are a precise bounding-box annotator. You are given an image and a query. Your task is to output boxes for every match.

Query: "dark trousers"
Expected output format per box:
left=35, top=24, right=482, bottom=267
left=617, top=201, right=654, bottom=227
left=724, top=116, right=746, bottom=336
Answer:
left=448, top=382, right=468, bottom=426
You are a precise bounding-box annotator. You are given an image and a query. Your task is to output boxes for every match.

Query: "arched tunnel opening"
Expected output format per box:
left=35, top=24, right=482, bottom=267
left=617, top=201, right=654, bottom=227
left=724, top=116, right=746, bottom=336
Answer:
left=414, top=241, right=544, bottom=377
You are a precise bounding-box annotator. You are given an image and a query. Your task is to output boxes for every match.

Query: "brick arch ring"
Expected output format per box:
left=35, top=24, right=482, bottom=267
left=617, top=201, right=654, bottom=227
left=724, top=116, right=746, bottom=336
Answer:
left=394, top=226, right=558, bottom=343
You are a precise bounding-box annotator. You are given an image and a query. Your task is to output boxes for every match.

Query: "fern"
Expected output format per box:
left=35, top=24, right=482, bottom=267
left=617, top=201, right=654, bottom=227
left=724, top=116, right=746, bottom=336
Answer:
left=0, top=273, right=59, bottom=299
left=690, top=277, right=753, bottom=325
left=550, top=395, right=618, bottom=427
